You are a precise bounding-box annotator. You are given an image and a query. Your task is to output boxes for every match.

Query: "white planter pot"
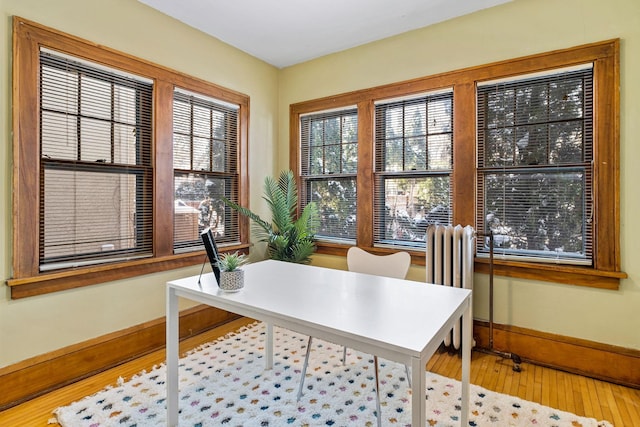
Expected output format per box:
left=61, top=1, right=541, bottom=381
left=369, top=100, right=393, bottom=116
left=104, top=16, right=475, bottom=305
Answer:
left=219, top=269, right=244, bottom=292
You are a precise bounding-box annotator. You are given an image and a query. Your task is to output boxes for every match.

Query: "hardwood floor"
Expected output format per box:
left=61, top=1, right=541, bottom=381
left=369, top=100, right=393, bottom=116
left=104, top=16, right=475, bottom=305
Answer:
left=1, top=317, right=637, bottom=426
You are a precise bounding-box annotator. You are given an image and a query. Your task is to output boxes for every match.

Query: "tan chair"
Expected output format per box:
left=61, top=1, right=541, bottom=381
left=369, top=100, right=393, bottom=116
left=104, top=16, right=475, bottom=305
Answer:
left=297, top=247, right=411, bottom=427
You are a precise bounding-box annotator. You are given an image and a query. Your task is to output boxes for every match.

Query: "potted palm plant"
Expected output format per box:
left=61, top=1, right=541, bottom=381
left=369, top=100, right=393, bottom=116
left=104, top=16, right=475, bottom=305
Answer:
left=217, top=251, right=247, bottom=291
left=223, top=170, right=320, bottom=264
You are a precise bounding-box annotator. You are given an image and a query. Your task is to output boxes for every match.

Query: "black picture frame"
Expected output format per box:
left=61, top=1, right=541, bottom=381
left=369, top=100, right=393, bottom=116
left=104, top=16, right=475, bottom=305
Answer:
left=200, top=228, right=221, bottom=285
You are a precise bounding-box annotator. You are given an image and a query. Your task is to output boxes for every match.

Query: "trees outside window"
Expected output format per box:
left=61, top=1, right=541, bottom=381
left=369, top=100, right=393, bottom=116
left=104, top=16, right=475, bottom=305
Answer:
left=300, top=109, right=358, bottom=242
left=374, top=92, right=453, bottom=248
left=477, top=67, right=593, bottom=264
left=290, top=40, right=624, bottom=289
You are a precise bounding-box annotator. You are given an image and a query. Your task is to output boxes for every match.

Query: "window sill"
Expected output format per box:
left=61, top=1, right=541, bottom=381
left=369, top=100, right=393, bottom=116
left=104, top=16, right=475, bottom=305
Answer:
left=6, top=245, right=250, bottom=299
left=315, top=242, right=626, bottom=290
left=474, top=258, right=626, bottom=290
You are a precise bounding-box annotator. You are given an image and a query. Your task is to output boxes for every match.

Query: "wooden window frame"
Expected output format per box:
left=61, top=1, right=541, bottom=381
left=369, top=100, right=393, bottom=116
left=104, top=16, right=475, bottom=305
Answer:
left=290, top=39, right=625, bottom=290
left=9, top=17, right=250, bottom=299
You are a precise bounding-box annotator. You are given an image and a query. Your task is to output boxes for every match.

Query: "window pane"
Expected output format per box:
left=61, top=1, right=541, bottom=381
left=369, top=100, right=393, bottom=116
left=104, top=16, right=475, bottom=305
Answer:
left=41, top=111, right=78, bottom=160
left=427, top=134, right=452, bottom=170
left=173, top=134, right=191, bottom=169
left=483, top=170, right=587, bottom=260
left=42, top=168, right=151, bottom=263
left=174, top=174, right=237, bottom=247
left=81, top=76, right=111, bottom=120
left=193, top=104, right=210, bottom=137
left=307, top=178, right=357, bottom=241
left=212, top=110, right=226, bottom=140
left=113, top=86, right=136, bottom=124
left=41, top=66, right=78, bottom=114
left=301, top=109, right=358, bottom=176
left=484, top=128, right=515, bottom=167
left=550, top=122, right=584, bottom=163
left=212, top=141, right=226, bottom=172
left=404, top=103, right=426, bottom=136
left=173, top=100, right=191, bottom=134
left=385, top=139, right=404, bottom=171
left=193, top=136, right=210, bottom=171
left=113, top=123, right=137, bottom=164
left=405, top=137, right=426, bottom=170
left=376, top=176, right=451, bottom=246
left=342, top=141, right=358, bottom=173
left=80, top=118, right=111, bottom=162
left=325, top=143, right=341, bottom=174
left=376, top=92, right=453, bottom=173
left=309, top=146, right=323, bottom=175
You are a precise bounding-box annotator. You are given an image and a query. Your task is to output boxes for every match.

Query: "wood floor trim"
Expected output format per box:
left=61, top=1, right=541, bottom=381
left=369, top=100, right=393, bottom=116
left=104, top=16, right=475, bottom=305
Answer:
left=0, top=305, right=239, bottom=411
left=473, top=321, right=640, bottom=389
left=1, top=313, right=638, bottom=411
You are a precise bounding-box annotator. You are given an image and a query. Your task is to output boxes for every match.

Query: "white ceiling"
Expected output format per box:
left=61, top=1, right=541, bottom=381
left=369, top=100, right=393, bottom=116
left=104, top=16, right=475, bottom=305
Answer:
left=138, top=0, right=511, bottom=68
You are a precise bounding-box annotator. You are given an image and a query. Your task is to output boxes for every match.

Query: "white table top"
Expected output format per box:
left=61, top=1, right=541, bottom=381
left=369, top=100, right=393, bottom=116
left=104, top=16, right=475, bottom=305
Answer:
left=168, top=259, right=471, bottom=361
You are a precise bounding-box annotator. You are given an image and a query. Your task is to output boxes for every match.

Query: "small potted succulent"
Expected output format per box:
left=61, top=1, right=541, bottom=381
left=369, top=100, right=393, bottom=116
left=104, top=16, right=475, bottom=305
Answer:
left=217, top=251, right=247, bottom=292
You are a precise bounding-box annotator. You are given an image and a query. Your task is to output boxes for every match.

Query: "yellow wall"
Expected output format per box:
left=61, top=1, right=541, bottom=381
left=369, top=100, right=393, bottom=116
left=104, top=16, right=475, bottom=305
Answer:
left=0, top=0, right=279, bottom=367
left=1, top=0, right=639, bottom=370
left=279, top=0, right=640, bottom=350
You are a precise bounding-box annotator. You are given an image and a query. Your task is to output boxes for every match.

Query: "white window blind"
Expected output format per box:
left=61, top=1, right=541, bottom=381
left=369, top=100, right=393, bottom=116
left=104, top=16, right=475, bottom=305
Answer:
left=476, top=65, right=594, bottom=264
left=374, top=90, right=453, bottom=248
left=39, top=49, right=153, bottom=271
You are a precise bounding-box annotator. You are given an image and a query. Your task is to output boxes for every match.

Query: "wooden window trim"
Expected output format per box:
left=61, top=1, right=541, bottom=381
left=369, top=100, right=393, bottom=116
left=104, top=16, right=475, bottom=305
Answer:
left=8, top=17, right=250, bottom=299
left=290, top=39, right=625, bottom=290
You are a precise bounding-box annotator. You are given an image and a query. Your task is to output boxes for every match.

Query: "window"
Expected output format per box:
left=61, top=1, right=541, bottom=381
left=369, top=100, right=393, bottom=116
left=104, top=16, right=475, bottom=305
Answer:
left=290, top=39, right=624, bottom=289
left=477, top=66, right=593, bottom=264
left=300, top=108, right=358, bottom=242
left=10, top=17, right=249, bottom=298
left=374, top=91, right=453, bottom=248
left=39, top=49, right=154, bottom=271
left=172, top=89, right=240, bottom=252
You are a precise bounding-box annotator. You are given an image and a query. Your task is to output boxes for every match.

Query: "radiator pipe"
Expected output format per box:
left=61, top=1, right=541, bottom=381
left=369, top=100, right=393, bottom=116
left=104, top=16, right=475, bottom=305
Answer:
left=481, top=230, right=522, bottom=372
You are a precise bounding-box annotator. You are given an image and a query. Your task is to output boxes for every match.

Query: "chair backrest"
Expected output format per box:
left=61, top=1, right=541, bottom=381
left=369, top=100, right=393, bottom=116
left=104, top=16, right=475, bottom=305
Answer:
left=346, top=247, right=411, bottom=279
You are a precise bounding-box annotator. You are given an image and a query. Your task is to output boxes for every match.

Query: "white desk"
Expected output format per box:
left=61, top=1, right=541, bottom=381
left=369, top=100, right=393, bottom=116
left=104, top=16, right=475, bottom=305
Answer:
left=166, top=259, right=472, bottom=426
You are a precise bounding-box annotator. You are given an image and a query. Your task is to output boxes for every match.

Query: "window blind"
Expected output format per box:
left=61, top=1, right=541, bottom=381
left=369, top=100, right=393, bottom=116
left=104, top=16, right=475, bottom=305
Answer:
left=373, top=91, right=453, bottom=248
left=39, top=50, right=153, bottom=271
left=300, top=108, right=358, bottom=242
left=476, top=66, right=594, bottom=264
left=173, top=89, right=240, bottom=252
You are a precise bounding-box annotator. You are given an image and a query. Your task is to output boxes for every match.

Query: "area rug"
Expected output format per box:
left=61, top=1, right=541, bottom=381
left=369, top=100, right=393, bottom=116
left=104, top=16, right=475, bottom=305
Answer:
left=53, top=322, right=613, bottom=426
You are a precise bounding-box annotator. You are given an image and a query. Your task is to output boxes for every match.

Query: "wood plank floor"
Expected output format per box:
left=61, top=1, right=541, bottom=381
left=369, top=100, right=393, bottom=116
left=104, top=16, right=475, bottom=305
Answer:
left=1, top=317, right=638, bottom=426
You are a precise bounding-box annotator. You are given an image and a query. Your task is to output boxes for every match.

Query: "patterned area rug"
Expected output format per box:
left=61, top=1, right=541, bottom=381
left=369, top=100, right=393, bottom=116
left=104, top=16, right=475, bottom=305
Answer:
left=53, top=322, right=613, bottom=426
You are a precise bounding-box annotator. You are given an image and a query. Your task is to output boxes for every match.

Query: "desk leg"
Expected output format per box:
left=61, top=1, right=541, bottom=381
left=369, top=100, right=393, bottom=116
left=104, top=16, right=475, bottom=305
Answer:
left=411, top=355, right=426, bottom=427
left=461, top=296, right=472, bottom=426
left=166, top=287, right=179, bottom=427
left=265, top=322, right=273, bottom=370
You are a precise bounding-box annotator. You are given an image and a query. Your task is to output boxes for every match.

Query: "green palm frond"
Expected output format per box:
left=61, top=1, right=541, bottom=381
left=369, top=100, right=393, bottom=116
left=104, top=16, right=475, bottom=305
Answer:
left=262, top=173, right=292, bottom=233
left=295, top=202, right=320, bottom=239
left=221, top=170, right=318, bottom=264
